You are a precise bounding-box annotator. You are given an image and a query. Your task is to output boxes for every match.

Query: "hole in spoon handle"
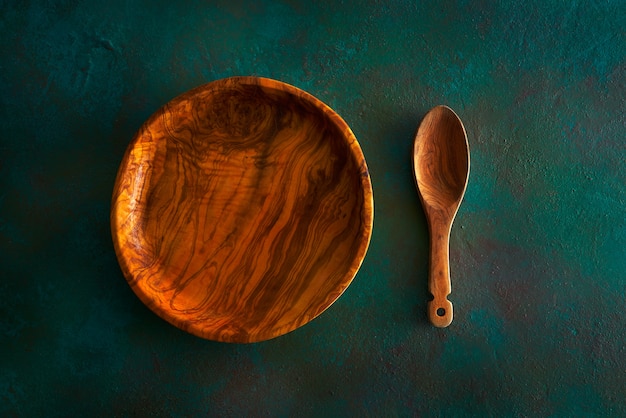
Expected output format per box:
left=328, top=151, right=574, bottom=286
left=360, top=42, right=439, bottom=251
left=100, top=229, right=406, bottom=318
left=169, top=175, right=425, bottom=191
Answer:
left=428, top=299, right=453, bottom=327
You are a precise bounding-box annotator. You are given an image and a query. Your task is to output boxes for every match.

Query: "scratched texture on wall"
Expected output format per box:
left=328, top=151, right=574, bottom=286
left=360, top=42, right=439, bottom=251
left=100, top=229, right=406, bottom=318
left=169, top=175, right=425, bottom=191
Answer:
left=1, top=1, right=625, bottom=416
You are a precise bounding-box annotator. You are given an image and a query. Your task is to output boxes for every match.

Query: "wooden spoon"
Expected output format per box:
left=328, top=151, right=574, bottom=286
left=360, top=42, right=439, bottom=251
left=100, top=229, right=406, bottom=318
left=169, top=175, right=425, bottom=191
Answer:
left=413, top=105, right=470, bottom=327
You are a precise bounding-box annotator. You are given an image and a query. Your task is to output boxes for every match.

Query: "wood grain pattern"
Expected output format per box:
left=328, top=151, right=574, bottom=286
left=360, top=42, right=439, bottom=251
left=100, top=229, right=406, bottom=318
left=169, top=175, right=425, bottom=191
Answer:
left=111, top=77, right=373, bottom=343
left=413, top=105, right=470, bottom=328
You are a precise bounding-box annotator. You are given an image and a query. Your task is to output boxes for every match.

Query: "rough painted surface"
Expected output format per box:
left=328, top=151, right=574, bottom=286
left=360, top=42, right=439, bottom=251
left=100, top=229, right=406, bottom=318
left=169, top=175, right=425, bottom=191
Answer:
left=1, top=1, right=625, bottom=416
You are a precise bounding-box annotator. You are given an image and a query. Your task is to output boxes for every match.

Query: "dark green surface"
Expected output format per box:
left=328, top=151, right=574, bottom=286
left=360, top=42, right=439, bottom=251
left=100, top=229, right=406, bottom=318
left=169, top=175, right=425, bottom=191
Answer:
left=2, top=1, right=625, bottom=416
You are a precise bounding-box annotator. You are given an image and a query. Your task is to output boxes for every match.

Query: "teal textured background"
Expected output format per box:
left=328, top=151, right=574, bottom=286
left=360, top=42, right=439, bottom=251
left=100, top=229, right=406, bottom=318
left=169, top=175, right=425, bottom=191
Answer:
left=2, top=1, right=625, bottom=416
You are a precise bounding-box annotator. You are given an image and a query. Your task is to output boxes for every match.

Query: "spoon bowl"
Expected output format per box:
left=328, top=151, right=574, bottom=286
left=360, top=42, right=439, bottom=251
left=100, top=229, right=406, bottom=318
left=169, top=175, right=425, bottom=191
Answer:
left=413, top=105, right=470, bottom=327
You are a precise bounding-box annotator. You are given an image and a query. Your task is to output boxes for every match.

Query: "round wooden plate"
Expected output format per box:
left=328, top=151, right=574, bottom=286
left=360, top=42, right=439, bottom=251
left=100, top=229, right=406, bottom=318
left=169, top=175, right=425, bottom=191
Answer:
left=111, top=77, right=373, bottom=343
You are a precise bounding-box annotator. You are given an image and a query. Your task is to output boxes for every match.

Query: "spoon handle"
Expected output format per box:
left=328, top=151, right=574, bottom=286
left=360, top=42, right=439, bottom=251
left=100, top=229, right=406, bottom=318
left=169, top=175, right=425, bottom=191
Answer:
left=428, top=222, right=453, bottom=327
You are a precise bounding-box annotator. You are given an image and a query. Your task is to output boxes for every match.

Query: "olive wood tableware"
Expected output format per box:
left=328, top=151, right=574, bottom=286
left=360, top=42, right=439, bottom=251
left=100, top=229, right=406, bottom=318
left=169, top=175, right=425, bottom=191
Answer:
left=111, top=77, right=373, bottom=343
left=413, top=105, right=470, bottom=328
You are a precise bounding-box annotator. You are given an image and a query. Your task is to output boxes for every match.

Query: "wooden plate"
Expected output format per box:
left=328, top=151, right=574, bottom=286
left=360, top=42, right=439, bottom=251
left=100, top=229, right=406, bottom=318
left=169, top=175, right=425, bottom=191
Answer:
left=111, top=77, right=373, bottom=343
